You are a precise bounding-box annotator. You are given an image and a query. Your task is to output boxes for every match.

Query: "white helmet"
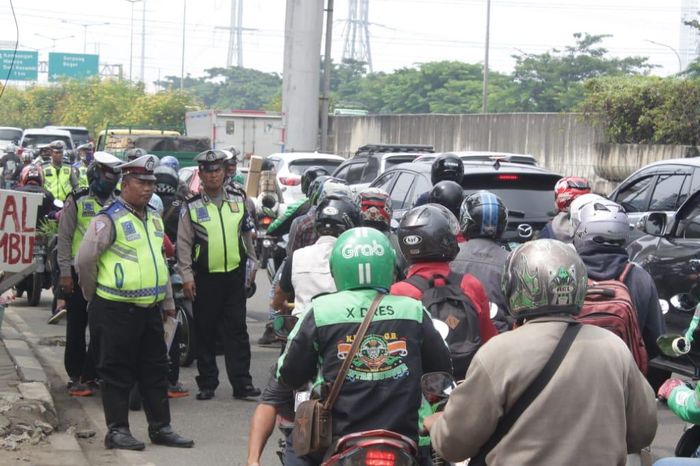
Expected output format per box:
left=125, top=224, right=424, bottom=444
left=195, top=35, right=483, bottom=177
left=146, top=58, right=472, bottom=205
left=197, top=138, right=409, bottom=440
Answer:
left=573, top=199, right=630, bottom=250
left=570, top=193, right=604, bottom=231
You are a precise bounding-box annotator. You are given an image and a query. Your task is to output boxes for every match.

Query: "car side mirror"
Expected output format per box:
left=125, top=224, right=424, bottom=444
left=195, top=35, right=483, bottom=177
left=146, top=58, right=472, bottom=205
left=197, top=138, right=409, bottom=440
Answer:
left=640, top=212, right=667, bottom=236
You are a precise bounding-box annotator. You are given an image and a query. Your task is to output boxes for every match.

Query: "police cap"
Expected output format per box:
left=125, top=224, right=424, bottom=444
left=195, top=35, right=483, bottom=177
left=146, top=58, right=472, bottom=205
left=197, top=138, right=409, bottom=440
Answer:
left=117, top=154, right=158, bottom=181
left=195, top=149, right=226, bottom=172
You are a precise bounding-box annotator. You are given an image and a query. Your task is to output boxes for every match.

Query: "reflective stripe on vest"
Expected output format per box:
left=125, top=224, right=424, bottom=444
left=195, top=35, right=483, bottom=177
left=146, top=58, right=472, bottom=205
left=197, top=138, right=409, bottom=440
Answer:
left=44, top=164, right=73, bottom=201
left=188, top=196, right=244, bottom=273
left=71, top=195, right=103, bottom=259
left=96, top=202, right=168, bottom=305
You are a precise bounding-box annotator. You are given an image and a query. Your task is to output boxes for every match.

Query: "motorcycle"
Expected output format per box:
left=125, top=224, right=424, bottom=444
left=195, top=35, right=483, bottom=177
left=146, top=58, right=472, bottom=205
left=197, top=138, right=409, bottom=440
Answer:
left=261, top=234, right=288, bottom=283
left=323, top=429, right=419, bottom=466
left=17, top=210, right=60, bottom=307
left=655, top=294, right=700, bottom=457
left=169, top=258, right=195, bottom=367
left=421, top=372, right=462, bottom=466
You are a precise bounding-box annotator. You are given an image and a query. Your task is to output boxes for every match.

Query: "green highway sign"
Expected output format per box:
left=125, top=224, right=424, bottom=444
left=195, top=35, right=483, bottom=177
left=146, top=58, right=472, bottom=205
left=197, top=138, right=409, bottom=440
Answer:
left=0, top=50, right=39, bottom=81
left=48, top=53, right=99, bottom=81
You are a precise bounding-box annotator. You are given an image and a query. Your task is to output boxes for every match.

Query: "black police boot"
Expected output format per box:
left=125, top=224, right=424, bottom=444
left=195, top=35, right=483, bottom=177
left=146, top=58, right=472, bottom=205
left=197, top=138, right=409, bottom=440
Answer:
left=196, top=388, right=215, bottom=400
left=233, top=384, right=261, bottom=400
left=148, top=425, right=194, bottom=448
left=105, top=427, right=145, bottom=451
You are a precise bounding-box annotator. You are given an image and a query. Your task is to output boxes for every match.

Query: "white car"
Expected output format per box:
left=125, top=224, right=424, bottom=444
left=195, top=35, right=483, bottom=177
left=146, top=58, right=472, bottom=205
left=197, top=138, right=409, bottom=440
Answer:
left=0, top=127, right=22, bottom=147
left=19, top=128, right=75, bottom=157
left=266, top=152, right=345, bottom=204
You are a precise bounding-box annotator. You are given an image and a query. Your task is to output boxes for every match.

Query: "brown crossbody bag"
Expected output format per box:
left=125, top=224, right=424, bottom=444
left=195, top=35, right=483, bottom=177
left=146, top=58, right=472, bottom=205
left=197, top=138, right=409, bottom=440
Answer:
left=292, top=292, right=385, bottom=456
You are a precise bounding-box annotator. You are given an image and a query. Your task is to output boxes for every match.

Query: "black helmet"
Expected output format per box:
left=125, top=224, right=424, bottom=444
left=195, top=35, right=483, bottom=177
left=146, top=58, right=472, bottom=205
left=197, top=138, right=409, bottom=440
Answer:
left=431, top=153, right=464, bottom=185
left=261, top=158, right=275, bottom=171
left=301, top=166, right=330, bottom=197
left=429, top=180, right=463, bottom=218
left=314, top=196, right=359, bottom=237
left=154, top=166, right=179, bottom=195
left=502, top=239, right=588, bottom=319
left=460, top=190, right=508, bottom=240
left=398, top=204, right=460, bottom=263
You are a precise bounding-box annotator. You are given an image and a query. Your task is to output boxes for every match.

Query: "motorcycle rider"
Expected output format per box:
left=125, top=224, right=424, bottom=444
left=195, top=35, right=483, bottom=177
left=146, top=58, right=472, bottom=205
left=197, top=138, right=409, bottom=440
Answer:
left=428, top=180, right=464, bottom=220
left=54, top=152, right=122, bottom=396
left=658, top=378, right=700, bottom=460
left=391, top=203, right=498, bottom=379
left=72, top=142, right=95, bottom=189
left=272, top=196, right=359, bottom=316
left=413, top=153, right=464, bottom=207
left=16, top=164, right=56, bottom=220
left=450, top=191, right=511, bottom=332
left=258, top=158, right=284, bottom=210
left=0, top=144, right=21, bottom=189
left=42, top=140, right=78, bottom=201
left=278, top=227, right=453, bottom=462
left=539, top=176, right=591, bottom=242
left=425, top=239, right=657, bottom=465
left=267, top=166, right=329, bottom=238
left=154, top=165, right=182, bottom=243
left=572, top=199, right=666, bottom=389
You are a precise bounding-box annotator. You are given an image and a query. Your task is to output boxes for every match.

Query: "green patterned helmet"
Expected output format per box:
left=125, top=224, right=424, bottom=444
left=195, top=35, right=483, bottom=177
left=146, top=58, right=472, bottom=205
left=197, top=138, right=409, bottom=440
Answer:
left=330, top=227, right=396, bottom=291
left=502, top=239, right=588, bottom=319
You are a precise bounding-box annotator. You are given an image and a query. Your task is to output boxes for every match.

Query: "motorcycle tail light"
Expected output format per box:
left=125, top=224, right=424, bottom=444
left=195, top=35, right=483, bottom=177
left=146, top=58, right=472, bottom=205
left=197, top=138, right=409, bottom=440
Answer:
left=365, top=450, right=396, bottom=466
left=262, top=216, right=273, bottom=226
left=280, top=176, right=301, bottom=186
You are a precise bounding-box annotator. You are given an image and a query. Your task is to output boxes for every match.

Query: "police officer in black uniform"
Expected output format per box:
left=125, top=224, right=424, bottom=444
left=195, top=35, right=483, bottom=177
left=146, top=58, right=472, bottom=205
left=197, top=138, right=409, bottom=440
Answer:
left=177, top=149, right=260, bottom=400
left=75, top=155, right=194, bottom=451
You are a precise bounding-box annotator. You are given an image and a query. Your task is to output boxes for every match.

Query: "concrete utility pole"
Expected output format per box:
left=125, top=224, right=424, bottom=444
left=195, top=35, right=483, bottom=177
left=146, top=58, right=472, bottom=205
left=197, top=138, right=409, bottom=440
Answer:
left=482, top=0, right=491, bottom=113
left=181, top=0, right=186, bottom=89
left=320, top=0, right=334, bottom=152
left=282, top=0, right=324, bottom=152
left=140, top=0, right=146, bottom=82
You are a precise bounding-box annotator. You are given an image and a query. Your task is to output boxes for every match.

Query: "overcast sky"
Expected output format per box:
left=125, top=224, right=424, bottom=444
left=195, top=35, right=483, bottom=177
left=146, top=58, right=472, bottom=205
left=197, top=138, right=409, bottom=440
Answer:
left=0, top=0, right=694, bottom=87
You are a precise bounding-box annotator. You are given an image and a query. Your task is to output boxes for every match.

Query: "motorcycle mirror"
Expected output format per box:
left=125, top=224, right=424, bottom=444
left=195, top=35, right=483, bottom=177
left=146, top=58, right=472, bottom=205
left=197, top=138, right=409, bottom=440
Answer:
left=432, top=318, right=449, bottom=341
left=657, top=333, right=691, bottom=358
left=671, top=294, right=699, bottom=313
left=659, top=299, right=670, bottom=315
left=272, top=314, right=298, bottom=340
left=421, top=372, right=456, bottom=399
left=489, top=302, right=499, bottom=319
left=53, top=199, right=64, bottom=209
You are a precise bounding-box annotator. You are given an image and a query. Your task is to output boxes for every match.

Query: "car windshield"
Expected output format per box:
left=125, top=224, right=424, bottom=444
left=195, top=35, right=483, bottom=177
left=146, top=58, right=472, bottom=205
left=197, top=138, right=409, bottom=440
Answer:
left=288, top=159, right=342, bottom=175
left=462, top=173, right=560, bottom=218
left=384, top=155, right=421, bottom=169
left=0, top=129, right=21, bottom=142
left=22, top=134, right=72, bottom=148
left=69, top=130, right=90, bottom=147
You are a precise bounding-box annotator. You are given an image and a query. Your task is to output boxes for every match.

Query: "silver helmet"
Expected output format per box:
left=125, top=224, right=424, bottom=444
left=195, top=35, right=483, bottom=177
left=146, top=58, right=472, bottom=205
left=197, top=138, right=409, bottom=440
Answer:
left=502, top=239, right=588, bottom=319
left=573, top=200, right=630, bottom=249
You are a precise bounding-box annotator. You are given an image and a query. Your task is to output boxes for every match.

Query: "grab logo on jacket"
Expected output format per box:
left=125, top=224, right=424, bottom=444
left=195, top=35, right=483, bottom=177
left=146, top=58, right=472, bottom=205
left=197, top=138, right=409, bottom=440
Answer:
left=336, top=333, right=409, bottom=382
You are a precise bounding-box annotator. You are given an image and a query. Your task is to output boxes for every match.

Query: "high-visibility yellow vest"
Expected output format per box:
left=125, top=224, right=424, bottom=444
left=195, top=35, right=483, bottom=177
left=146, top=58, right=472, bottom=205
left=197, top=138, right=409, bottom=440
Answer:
left=70, top=191, right=105, bottom=259
left=77, top=165, right=89, bottom=189
left=43, top=163, right=74, bottom=201
left=96, top=200, right=168, bottom=305
left=186, top=191, right=245, bottom=273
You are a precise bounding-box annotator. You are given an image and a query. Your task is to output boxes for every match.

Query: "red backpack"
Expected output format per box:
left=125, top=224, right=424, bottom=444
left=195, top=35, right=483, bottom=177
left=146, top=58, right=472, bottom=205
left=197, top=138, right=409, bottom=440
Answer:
left=575, top=263, right=648, bottom=374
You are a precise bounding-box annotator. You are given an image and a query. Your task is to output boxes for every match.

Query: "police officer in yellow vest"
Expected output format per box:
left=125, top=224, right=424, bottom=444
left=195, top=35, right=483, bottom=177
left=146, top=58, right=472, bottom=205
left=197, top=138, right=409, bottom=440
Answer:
left=72, top=142, right=94, bottom=190
left=75, top=155, right=194, bottom=451
left=42, top=140, right=77, bottom=201
left=177, top=149, right=260, bottom=401
left=55, top=152, right=122, bottom=399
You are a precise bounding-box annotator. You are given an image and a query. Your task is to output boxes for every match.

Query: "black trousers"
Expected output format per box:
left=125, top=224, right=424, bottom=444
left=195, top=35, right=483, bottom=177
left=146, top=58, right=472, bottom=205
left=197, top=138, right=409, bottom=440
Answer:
left=168, top=323, right=181, bottom=386
left=88, top=295, right=170, bottom=430
left=193, top=267, right=252, bottom=392
left=64, top=267, right=96, bottom=381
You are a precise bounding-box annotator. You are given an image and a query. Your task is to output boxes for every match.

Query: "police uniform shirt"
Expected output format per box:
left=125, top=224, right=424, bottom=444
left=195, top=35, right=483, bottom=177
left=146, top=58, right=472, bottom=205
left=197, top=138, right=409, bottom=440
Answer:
left=74, top=197, right=175, bottom=309
left=176, top=187, right=256, bottom=283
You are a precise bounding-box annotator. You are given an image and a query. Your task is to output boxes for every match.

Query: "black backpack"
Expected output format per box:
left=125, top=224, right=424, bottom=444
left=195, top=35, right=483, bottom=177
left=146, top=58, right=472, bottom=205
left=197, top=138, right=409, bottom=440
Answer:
left=405, top=272, right=481, bottom=379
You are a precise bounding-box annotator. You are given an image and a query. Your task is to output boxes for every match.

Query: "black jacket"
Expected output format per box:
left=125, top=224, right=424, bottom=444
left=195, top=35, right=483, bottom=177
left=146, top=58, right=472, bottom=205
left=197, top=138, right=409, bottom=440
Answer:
left=577, top=243, right=666, bottom=358
left=450, top=238, right=511, bottom=332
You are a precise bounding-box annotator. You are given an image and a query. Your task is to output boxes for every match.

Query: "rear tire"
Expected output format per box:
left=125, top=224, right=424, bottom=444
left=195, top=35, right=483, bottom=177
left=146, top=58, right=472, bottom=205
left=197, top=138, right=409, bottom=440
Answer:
left=177, top=305, right=195, bottom=367
left=27, top=273, right=42, bottom=306
left=675, top=424, right=700, bottom=457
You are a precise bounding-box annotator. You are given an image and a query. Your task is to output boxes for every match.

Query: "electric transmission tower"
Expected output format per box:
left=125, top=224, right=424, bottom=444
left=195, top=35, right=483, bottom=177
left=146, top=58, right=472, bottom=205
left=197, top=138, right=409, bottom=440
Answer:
left=680, top=0, right=700, bottom=70
left=342, top=0, right=372, bottom=72
left=217, top=0, right=244, bottom=68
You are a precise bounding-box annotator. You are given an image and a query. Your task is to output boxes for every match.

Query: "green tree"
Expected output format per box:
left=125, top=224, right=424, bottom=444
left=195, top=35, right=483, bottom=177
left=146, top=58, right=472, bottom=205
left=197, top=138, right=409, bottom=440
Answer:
left=509, top=33, right=654, bottom=112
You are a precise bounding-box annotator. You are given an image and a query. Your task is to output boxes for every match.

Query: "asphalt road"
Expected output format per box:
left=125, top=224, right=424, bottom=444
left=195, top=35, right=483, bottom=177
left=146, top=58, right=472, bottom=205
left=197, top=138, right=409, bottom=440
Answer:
left=2, top=274, right=691, bottom=465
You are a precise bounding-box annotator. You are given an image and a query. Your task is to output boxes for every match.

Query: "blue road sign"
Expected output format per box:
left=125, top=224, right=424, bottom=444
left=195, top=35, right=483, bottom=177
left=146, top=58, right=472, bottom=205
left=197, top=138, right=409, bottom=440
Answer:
left=48, top=53, right=99, bottom=81
left=0, top=50, right=39, bottom=81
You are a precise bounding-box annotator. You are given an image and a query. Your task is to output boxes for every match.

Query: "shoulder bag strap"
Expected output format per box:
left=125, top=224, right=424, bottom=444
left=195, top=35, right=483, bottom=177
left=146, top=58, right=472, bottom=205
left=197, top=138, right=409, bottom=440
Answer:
left=471, top=322, right=582, bottom=465
left=404, top=274, right=432, bottom=292
left=323, top=292, right=385, bottom=410
left=618, top=262, right=634, bottom=283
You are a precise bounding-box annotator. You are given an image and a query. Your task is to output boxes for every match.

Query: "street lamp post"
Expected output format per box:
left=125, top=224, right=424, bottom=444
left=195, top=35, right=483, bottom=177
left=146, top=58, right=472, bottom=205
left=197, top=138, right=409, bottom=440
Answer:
left=645, top=39, right=683, bottom=74
left=60, top=20, right=110, bottom=54
left=34, top=33, right=75, bottom=51
left=181, top=0, right=186, bottom=90
left=125, top=0, right=141, bottom=82
left=141, top=0, right=147, bottom=83
left=482, top=0, right=491, bottom=113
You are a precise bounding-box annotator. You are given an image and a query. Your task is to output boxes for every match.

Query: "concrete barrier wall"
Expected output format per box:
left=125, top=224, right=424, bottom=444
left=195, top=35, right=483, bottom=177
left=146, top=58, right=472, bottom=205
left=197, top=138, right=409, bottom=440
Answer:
left=329, top=113, right=698, bottom=193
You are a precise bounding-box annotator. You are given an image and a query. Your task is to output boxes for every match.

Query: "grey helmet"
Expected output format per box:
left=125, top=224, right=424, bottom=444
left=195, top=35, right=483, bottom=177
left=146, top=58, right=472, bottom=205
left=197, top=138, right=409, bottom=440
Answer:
left=502, top=239, right=588, bottom=319
left=573, top=200, right=630, bottom=249
left=569, top=193, right=604, bottom=231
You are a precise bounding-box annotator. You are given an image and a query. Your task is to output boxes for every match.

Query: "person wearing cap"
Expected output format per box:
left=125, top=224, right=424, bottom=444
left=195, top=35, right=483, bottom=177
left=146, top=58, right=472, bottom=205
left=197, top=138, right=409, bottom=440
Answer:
left=224, top=147, right=246, bottom=187
left=54, top=152, right=122, bottom=398
left=75, top=154, right=194, bottom=451
left=72, top=142, right=95, bottom=189
left=177, top=149, right=261, bottom=401
left=42, top=140, right=77, bottom=201
left=125, top=147, right=147, bottom=161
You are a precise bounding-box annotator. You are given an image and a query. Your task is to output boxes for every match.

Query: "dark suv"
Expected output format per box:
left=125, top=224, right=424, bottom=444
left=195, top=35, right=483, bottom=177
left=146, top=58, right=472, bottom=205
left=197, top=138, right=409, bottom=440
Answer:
left=369, top=158, right=561, bottom=245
